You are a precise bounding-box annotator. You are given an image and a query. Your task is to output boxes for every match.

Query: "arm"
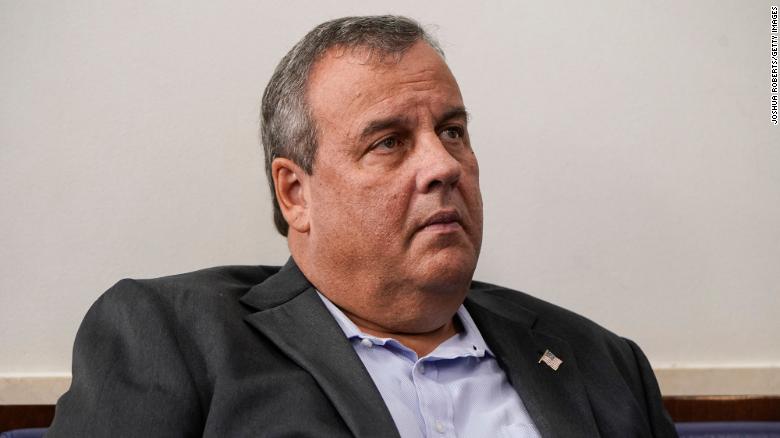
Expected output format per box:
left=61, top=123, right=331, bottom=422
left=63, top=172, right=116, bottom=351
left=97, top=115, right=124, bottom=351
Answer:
left=47, top=279, right=204, bottom=437
left=623, top=338, right=678, bottom=438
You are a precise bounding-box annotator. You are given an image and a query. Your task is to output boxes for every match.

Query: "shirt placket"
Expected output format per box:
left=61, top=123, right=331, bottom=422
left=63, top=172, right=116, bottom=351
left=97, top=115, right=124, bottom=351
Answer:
left=412, top=359, right=456, bottom=437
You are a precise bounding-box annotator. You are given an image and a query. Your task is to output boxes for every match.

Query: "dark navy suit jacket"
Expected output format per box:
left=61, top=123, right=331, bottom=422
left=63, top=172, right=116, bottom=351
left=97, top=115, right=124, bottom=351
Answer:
left=48, top=259, right=677, bottom=437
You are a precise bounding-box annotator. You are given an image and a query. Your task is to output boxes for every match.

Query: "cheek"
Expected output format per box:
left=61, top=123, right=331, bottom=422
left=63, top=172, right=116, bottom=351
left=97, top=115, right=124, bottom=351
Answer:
left=357, top=181, right=410, bottom=235
left=312, top=171, right=410, bottom=237
left=461, top=156, right=482, bottom=198
left=460, top=159, right=484, bottom=227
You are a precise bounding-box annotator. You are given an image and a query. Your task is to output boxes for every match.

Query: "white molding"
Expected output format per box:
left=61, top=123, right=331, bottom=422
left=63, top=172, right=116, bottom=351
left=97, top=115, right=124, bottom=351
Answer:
left=0, top=375, right=71, bottom=405
left=654, top=366, right=780, bottom=396
left=1, top=367, right=779, bottom=404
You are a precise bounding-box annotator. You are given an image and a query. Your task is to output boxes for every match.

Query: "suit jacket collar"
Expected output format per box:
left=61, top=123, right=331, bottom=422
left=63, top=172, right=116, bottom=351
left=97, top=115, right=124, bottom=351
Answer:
left=240, top=258, right=401, bottom=438
left=465, top=291, right=600, bottom=438
left=241, top=259, right=599, bottom=438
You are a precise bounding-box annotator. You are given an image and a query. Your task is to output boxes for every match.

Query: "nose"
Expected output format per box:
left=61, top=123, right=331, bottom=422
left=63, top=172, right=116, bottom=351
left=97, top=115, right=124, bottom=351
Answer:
left=415, top=132, right=462, bottom=193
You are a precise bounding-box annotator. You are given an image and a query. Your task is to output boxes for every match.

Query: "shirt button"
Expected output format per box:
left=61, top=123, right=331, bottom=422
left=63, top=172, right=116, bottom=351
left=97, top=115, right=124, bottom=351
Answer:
left=435, top=420, right=445, bottom=433
left=360, top=338, right=373, bottom=348
left=418, top=363, right=426, bottom=374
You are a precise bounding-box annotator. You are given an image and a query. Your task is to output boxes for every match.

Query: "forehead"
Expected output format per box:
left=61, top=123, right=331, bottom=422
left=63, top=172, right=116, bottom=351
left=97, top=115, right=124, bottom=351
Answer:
left=306, top=41, right=464, bottom=138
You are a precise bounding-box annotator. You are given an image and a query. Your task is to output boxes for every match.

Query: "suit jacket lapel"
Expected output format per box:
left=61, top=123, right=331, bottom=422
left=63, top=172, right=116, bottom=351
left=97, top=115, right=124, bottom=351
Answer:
left=240, top=259, right=400, bottom=438
left=465, top=292, right=600, bottom=438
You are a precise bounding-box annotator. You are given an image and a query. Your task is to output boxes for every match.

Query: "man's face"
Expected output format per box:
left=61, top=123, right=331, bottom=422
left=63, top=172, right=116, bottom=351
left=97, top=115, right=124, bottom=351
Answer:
left=305, top=41, right=483, bottom=294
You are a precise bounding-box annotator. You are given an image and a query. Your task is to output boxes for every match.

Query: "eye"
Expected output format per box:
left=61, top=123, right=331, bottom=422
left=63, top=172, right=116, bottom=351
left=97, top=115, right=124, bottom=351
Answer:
left=439, top=126, right=465, bottom=142
left=371, top=136, right=402, bottom=152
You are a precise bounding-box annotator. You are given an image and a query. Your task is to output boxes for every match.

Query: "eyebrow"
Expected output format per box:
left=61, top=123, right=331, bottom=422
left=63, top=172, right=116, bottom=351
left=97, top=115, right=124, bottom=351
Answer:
left=357, top=106, right=470, bottom=141
left=358, top=116, right=411, bottom=142
left=438, top=106, right=470, bottom=125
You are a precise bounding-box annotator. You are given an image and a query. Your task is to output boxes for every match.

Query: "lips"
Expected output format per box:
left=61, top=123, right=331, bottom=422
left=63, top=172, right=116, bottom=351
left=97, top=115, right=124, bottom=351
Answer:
left=419, top=209, right=462, bottom=232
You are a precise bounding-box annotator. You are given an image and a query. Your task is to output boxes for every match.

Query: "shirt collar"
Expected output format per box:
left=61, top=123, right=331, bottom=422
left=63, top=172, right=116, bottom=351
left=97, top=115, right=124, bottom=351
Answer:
left=317, top=290, right=494, bottom=360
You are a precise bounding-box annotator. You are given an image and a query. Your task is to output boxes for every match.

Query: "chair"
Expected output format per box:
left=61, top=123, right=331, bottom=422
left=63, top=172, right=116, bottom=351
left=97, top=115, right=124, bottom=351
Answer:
left=0, top=429, right=47, bottom=438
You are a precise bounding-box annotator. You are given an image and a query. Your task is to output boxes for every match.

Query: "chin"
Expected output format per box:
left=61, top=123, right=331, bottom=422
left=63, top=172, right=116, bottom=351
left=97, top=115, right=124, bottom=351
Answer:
left=413, top=248, right=478, bottom=292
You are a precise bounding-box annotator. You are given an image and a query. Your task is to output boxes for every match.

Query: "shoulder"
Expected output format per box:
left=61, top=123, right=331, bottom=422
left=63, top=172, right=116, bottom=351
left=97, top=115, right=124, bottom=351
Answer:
left=71, top=264, right=286, bottom=385
left=51, top=265, right=283, bottom=436
left=98, top=264, right=281, bottom=308
left=468, top=281, right=676, bottom=435
left=468, top=280, right=621, bottom=341
left=83, top=264, right=282, bottom=335
left=467, top=280, right=640, bottom=369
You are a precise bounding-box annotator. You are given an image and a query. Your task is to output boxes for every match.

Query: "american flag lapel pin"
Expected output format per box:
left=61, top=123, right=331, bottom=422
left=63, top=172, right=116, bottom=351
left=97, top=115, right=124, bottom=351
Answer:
left=539, top=349, right=563, bottom=371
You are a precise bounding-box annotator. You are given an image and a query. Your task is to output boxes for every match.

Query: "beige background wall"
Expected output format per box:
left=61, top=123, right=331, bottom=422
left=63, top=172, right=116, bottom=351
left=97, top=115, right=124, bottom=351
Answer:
left=1, top=0, right=778, bottom=402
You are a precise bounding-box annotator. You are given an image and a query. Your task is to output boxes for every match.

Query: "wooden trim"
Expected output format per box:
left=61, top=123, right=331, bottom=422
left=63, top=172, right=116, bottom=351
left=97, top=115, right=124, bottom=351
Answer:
left=0, top=405, right=54, bottom=432
left=663, top=396, right=780, bottom=422
left=2, top=397, right=779, bottom=431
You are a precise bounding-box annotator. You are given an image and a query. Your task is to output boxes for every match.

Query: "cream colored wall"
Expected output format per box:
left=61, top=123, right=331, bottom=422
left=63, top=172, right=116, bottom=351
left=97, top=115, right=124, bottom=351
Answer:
left=1, top=1, right=778, bottom=402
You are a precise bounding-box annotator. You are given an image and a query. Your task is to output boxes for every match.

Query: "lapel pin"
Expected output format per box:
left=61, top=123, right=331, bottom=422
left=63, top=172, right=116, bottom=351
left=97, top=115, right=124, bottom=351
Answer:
left=539, top=349, right=563, bottom=371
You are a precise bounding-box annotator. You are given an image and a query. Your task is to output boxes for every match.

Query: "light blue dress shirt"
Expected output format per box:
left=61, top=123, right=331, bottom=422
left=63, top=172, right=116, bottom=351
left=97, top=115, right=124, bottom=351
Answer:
left=318, top=292, right=541, bottom=438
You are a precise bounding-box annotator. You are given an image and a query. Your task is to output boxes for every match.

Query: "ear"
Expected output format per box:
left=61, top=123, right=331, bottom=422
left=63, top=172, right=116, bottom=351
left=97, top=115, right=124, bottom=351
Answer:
left=272, top=157, right=311, bottom=234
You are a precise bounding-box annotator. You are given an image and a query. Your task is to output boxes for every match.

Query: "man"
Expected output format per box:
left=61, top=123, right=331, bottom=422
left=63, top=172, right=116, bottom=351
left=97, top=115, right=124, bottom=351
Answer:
left=48, top=15, right=677, bottom=437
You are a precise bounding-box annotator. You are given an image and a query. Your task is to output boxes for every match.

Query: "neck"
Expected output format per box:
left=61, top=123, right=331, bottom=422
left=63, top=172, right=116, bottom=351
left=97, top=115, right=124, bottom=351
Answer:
left=342, top=306, right=461, bottom=357
left=289, top=235, right=472, bottom=355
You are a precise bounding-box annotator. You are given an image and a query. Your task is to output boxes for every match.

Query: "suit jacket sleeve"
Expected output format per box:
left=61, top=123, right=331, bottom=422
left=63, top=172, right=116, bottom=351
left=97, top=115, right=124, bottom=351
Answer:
left=47, top=279, right=204, bottom=437
left=623, top=337, right=677, bottom=437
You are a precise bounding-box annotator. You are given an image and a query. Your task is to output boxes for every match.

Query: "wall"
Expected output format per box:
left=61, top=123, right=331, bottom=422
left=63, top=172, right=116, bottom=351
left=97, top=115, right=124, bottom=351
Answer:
left=1, top=0, right=778, bottom=403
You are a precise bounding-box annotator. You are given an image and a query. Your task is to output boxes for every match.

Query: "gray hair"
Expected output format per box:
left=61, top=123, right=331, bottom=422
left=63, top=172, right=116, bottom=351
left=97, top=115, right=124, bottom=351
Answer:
left=260, top=15, right=443, bottom=236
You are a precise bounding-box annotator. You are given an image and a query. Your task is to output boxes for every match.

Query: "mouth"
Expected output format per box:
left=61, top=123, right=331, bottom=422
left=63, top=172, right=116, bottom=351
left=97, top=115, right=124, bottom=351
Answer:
left=419, top=209, right=463, bottom=233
